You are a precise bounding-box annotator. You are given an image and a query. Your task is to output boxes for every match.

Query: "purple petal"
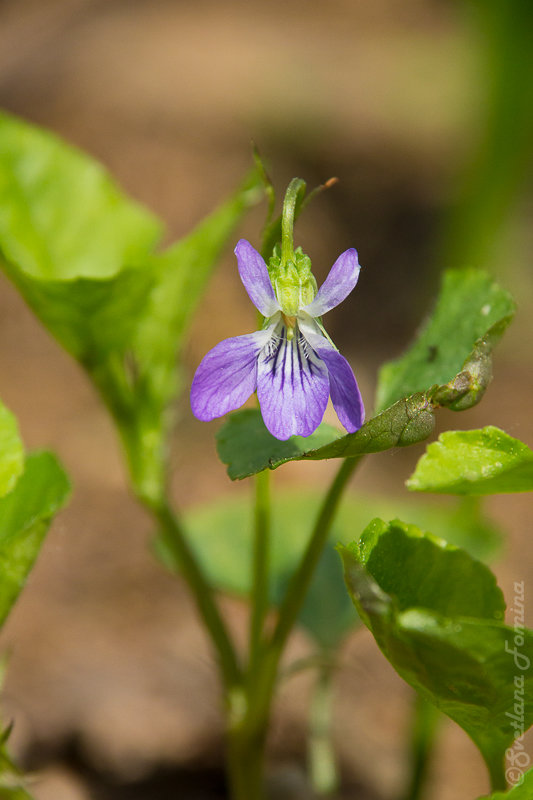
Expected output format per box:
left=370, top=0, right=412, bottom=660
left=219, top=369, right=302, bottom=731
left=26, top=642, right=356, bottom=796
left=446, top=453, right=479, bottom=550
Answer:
left=257, top=326, right=329, bottom=440
left=301, top=248, right=360, bottom=317
left=191, top=330, right=270, bottom=421
left=235, top=239, right=280, bottom=317
left=299, top=318, right=364, bottom=433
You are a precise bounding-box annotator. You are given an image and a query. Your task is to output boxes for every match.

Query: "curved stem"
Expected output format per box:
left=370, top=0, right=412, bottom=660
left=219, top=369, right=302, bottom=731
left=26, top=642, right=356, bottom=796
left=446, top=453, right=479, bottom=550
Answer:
left=281, top=178, right=306, bottom=263
left=151, top=501, right=242, bottom=689
left=243, top=457, right=363, bottom=738
left=270, top=456, right=362, bottom=656
left=249, top=469, right=271, bottom=674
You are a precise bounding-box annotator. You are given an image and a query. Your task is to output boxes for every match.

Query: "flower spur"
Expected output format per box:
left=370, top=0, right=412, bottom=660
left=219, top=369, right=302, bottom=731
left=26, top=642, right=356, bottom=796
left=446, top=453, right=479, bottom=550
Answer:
left=190, top=237, right=364, bottom=441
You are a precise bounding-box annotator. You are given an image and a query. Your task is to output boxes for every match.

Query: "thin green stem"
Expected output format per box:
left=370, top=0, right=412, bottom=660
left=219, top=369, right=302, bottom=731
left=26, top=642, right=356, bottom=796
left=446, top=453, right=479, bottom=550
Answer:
left=400, top=694, right=440, bottom=800
left=151, top=501, right=242, bottom=690
left=227, top=718, right=267, bottom=800
left=281, top=178, right=306, bottom=263
left=270, top=456, right=362, bottom=656
left=239, top=457, right=362, bottom=741
left=249, top=469, right=271, bottom=674
left=308, top=661, right=339, bottom=796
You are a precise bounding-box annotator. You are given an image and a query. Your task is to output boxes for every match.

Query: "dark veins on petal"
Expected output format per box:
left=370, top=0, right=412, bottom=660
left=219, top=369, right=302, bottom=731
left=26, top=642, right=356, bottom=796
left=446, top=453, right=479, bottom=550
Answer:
left=263, top=323, right=323, bottom=392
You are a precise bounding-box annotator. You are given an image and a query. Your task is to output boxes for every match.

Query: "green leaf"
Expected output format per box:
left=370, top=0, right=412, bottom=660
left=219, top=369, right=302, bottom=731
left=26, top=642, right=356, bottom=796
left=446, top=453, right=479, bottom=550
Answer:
left=375, top=270, right=515, bottom=412
left=157, top=491, right=502, bottom=649
left=0, top=736, right=34, bottom=800
left=408, top=427, right=533, bottom=495
left=354, top=519, right=505, bottom=619
left=216, top=270, right=515, bottom=480
left=0, top=451, right=70, bottom=626
left=0, top=110, right=161, bottom=365
left=339, top=520, right=533, bottom=789
left=0, top=112, right=262, bottom=501
left=216, top=409, right=342, bottom=481
left=478, top=767, right=533, bottom=798
left=0, top=667, right=34, bottom=798
left=0, top=403, right=24, bottom=500
left=0, top=787, right=33, bottom=800
left=0, top=111, right=161, bottom=280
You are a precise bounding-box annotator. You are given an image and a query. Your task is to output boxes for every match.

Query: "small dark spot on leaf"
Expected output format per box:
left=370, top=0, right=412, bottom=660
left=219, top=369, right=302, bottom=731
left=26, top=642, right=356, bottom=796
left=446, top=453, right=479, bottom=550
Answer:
left=427, top=345, right=438, bottom=363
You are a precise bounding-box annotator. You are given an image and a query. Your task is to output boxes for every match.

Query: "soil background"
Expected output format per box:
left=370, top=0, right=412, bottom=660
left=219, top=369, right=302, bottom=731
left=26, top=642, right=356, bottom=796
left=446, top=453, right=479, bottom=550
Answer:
left=0, top=1, right=532, bottom=799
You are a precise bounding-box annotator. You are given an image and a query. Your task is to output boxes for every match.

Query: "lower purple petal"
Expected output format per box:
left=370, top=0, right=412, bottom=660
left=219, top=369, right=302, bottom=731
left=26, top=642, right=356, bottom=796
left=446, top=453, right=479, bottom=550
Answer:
left=257, top=328, right=329, bottom=440
left=299, top=317, right=364, bottom=433
left=191, top=331, right=269, bottom=421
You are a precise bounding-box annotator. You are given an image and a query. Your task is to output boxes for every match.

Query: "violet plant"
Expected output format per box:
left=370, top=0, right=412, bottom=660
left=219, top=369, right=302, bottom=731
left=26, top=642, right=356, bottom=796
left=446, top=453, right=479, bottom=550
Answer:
left=0, top=110, right=532, bottom=800
left=191, top=183, right=364, bottom=440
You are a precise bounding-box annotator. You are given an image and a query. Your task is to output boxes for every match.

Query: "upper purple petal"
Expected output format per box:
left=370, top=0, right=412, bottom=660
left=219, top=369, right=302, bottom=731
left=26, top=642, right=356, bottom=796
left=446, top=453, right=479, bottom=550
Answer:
left=234, top=239, right=280, bottom=317
left=301, top=248, right=360, bottom=317
left=191, top=329, right=271, bottom=421
left=257, top=325, right=329, bottom=440
left=299, top=317, right=364, bottom=433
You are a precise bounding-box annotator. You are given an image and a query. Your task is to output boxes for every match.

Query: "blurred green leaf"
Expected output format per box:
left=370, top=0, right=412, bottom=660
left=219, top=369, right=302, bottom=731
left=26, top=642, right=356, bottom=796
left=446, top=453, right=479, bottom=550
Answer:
left=0, top=788, right=33, bottom=800
left=408, top=427, right=533, bottom=495
left=478, top=767, right=533, bottom=799
left=0, top=112, right=261, bottom=501
left=0, top=733, right=33, bottom=800
left=0, top=112, right=161, bottom=281
left=447, top=1, right=533, bottom=273
left=0, top=403, right=24, bottom=501
left=375, top=270, right=515, bottom=412
left=217, top=270, right=515, bottom=480
left=0, top=451, right=70, bottom=626
left=340, top=520, right=533, bottom=789
left=117, top=169, right=263, bottom=499
left=157, top=491, right=502, bottom=649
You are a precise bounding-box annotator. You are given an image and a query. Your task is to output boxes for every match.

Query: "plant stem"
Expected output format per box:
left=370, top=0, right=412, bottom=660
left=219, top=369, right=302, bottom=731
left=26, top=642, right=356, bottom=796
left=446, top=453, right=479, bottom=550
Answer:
left=487, top=755, right=507, bottom=794
left=240, top=457, right=362, bottom=752
left=270, top=456, right=362, bottom=657
left=152, top=501, right=242, bottom=689
left=281, top=178, right=306, bottom=263
left=249, top=469, right=271, bottom=675
left=308, top=661, right=339, bottom=796
left=227, top=705, right=269, bottom=800
left=400, top=694, right=440, bottom=800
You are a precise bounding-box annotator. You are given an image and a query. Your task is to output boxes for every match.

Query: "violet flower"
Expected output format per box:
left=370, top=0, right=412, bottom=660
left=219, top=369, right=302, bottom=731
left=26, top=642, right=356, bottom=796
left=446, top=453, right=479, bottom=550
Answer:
left=191, top=238, right=364, bottom=441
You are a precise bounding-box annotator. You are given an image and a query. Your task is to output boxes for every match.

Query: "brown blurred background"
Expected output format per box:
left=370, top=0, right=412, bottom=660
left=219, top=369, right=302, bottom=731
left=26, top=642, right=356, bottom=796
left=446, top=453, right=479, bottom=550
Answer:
left=0, top=1, right=532, bottom=798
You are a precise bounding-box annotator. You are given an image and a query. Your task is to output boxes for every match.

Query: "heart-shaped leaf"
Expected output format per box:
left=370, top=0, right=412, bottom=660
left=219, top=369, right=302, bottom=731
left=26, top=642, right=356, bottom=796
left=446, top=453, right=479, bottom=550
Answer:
left=339, top=519, right=533, bottom=790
